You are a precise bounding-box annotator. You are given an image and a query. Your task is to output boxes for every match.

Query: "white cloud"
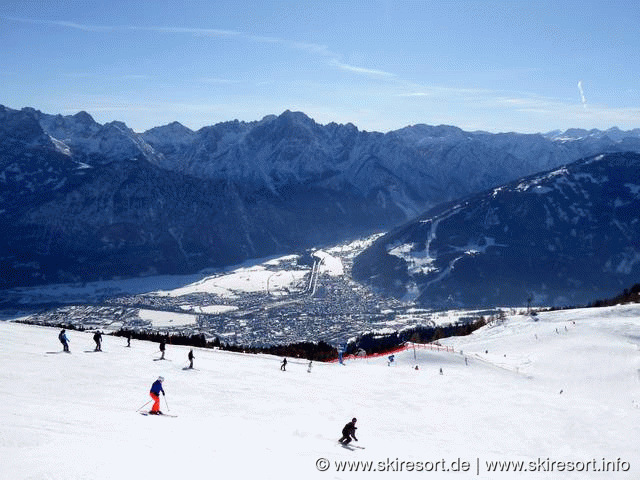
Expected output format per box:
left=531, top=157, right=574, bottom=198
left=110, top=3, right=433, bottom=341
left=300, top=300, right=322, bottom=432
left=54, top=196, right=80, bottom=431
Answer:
left=62, top=72, right=151, bottom=81
left=578, top=80, right=587, bottom=110
left=196, top=77, right=239, bottom=85
left=134, top=25, right=240, bottom=38
left=330, top=60, right=395, bottom=78
left=397, top=92, right=432, bottom=97
left=4, top=15, right=394, bottom=80
left=1, top=15, right=113, bottom=32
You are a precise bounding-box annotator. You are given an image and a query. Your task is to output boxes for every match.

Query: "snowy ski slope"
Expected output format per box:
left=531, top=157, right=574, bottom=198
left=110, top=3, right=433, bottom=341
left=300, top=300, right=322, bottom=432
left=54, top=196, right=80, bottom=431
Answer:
left=1, top=304, right=639, bottom=479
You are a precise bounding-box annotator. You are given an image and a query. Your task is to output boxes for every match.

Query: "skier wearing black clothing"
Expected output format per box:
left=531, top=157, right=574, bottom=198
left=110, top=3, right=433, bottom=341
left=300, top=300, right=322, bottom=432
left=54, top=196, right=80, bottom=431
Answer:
left=338, top=418, right=358, bottom=444
left=159, top=340, right=166, bottom=360
left=280, top=358, right=287, bottom=371
left=93, top=331, right=102, bottom=352
left=188, top=349, right=194, bottom=369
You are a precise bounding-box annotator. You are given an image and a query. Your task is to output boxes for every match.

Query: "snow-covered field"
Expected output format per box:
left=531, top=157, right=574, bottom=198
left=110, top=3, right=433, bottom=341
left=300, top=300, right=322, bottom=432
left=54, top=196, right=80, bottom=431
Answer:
left=137, top=309, right=198, bottom=328
left=152, top=264, right=309, bottom=298
left=2, top=249, right=344, bottom=305
left=1, top=304, right=639, bottom=479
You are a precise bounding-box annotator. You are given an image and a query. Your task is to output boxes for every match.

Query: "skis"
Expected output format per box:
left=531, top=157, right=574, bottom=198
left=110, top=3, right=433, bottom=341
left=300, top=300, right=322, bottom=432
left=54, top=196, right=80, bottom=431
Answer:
left=140, top=411, right=177, bottom=418
left=339, top=443, right=365, bottom=450
left=337, top=441, right=365, bottom=450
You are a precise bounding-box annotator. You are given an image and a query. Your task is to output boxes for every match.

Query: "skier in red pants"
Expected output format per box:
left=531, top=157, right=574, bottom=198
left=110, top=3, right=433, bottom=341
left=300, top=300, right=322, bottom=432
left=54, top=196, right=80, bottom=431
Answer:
left=149, top=376, right=165, bottom=414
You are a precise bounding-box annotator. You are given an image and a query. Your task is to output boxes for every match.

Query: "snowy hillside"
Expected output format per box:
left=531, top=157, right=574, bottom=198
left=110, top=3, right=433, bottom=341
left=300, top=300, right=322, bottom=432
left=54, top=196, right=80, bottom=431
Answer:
left=2, top=304, right=638, bottom=479
left=353, top=152, right=640, bottom=308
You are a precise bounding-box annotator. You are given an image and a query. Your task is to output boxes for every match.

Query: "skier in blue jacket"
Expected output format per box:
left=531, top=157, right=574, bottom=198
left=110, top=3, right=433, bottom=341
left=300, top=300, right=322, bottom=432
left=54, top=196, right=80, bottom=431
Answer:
left=58, top=329, right=70, bottom=352
left=149, top=376, right=165, bottom=414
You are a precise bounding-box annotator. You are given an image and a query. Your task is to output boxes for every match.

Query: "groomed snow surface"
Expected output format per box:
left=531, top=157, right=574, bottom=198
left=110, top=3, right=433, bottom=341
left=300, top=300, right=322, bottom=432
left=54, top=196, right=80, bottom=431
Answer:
left=2, top=305, right=639, bottom=479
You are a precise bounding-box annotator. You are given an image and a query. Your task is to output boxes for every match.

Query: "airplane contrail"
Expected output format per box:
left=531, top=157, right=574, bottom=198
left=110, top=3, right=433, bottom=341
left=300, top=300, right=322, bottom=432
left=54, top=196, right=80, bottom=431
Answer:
left=577, top=80, right=587, bottom=110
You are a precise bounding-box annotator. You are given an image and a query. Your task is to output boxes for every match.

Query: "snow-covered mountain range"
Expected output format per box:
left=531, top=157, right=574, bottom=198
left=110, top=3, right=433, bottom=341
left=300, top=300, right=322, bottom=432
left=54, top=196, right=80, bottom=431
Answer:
left=352, top=152, right=640, bottom=308
left=2, top=104, right=640, bottom=289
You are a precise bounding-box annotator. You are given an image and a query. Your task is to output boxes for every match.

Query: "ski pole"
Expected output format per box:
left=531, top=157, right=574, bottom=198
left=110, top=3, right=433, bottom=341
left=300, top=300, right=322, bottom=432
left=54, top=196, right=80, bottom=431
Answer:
left=163, top=394, right=170, bottom=412
left=136, top=399, right=152, bottom=412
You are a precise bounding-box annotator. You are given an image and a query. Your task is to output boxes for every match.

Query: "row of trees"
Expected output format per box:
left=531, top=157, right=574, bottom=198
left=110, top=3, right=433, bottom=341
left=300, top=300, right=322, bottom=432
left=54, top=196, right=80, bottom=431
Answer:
left=113, top=328, right=339, bottom=361
left=344, top=317, right=488, bottom=356
left=588, top=283, right=640, bottom=308
left=19, top=314, right=490, bottom=362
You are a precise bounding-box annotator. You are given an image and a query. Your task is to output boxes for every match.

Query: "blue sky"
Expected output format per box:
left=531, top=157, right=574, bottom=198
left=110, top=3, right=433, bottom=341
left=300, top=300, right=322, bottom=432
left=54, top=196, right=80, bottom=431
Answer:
left=1, top=0, right=638, bottom=133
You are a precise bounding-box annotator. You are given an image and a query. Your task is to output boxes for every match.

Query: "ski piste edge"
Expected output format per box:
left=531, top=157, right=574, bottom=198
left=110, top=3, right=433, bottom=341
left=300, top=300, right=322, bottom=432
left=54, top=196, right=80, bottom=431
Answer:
left=139, top=412, right=177, bottom=417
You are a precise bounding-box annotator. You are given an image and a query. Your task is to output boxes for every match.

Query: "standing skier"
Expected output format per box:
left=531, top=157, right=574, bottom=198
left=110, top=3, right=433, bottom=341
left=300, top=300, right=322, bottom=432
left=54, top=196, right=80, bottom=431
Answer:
left=188, top=349, right=194, bottom=369
left=58, top=329, right=70, bottom=352
left=307, top=360, right=312, bottom=373
left=280, top=358, right=287, bottom=371
left=338, top=418, right=358, bottom=445
left=159, top=340, right=166, bottom=360
left=93, top=331, right=102, bottom=352
left=149, top=376, right=165, bottom=414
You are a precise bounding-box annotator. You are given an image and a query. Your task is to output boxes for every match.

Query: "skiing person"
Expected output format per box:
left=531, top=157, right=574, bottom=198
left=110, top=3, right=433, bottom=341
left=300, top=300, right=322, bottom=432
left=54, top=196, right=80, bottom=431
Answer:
left=126, top=333, right=131, bottom=347
left=58, top=329, right=70, bottom=352
left=188, top=349, right=194, bottom=369
left=280, top=358, right=287, bottom=371
left=149, top=376, right=165, bottom=414
left=159, top=340, right=166, bottom=360
left=307, top=360, right=312, bottom=373
left=338, top=418, right=358, bottom=445
left=93, top=331, right=102, bottom=352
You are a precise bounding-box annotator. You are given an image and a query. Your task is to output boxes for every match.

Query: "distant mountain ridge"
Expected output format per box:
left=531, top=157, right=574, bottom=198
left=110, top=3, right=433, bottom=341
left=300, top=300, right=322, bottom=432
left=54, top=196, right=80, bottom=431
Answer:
left=2, top=104, right=640, bottom=289
left=141, top=111, right=640, bottom=210
left=352, top=152, right=640, bottom=308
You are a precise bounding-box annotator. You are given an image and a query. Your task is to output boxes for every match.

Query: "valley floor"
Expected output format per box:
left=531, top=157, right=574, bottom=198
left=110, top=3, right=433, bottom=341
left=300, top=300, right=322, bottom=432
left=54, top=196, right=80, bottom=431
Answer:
left=1, top=304, right=639, bottom=479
